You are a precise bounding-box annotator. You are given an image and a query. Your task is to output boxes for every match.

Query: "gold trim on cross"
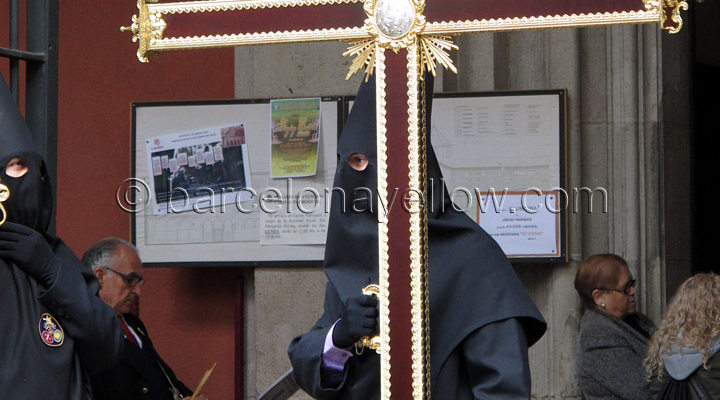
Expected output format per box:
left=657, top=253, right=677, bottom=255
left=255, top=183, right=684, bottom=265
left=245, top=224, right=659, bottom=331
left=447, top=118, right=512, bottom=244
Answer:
left=121, top=0, right=686, bottom=75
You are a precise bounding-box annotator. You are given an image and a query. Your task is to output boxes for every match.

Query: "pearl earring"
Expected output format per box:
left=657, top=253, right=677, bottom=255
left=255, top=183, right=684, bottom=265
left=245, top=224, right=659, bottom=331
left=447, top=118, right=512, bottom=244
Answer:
left=601, top=303, right=606, bottom=308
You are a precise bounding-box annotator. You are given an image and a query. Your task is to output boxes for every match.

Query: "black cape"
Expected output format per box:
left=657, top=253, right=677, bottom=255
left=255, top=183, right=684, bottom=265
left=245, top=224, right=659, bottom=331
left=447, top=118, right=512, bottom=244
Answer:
left=289, top=76, right=546, bottom=399
left=0, top=74, right=124, bottom=398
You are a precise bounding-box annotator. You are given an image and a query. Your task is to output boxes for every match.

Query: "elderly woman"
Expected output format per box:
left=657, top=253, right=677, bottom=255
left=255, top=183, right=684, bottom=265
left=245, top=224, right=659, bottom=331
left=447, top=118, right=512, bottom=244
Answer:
left=574, top=254, right=658, bottom=400
left=645, top=273, right=720, bottom=399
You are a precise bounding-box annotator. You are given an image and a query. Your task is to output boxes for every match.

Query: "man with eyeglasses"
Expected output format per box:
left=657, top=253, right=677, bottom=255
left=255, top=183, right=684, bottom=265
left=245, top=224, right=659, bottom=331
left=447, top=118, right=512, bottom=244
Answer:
left=82, top=237, right=206, bottom=400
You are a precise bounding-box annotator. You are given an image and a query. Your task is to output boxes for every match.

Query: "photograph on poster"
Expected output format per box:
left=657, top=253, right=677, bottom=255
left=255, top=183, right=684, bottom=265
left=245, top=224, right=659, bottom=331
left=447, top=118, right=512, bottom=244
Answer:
left=146, top=124, right=252, bottom=215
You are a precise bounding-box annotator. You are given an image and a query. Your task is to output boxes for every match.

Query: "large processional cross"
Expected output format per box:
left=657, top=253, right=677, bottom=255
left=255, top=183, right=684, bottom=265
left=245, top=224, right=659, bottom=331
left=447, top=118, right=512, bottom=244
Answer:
left=122, top=1, right=686, bottom=398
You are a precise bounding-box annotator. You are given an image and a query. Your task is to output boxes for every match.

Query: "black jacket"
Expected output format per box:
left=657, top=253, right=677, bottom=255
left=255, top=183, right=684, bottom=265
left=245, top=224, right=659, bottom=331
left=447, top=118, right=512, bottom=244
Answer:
left=0, top=239, right=125, bottom=399
left=90, top=313, right=192, bottom=400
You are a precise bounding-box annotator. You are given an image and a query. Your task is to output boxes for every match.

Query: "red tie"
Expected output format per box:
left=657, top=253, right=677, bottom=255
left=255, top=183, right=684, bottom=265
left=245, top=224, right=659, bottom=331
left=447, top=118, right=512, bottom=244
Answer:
left=118, top=316, right=139, bottom=347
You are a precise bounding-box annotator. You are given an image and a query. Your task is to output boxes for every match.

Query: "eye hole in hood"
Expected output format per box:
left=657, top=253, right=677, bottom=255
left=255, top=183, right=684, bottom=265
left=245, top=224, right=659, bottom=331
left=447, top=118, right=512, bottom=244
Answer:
left=347, top=153, right=369, bottom=171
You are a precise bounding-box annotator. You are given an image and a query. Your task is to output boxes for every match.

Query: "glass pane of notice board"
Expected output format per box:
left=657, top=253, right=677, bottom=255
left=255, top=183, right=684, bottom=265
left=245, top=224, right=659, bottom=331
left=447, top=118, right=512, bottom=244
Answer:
left=431, top=90, right=567, bottom=261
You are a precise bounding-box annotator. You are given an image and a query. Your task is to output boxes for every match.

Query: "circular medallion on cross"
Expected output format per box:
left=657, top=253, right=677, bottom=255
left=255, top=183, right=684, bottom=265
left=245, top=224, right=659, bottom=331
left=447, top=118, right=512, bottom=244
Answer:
left=364, top=0, right=426, bottom=51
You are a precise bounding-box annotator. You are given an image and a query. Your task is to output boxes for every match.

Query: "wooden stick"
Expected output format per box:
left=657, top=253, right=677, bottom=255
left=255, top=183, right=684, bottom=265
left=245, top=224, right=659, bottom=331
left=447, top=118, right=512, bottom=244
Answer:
left=190, top=362, right=217, bottom=400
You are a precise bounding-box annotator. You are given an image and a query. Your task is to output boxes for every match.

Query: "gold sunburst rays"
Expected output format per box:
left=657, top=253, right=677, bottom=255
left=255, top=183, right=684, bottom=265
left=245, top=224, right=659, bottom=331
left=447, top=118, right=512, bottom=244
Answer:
left=343, top=35, right=458, bottom=80
left=343, top=39, right=377, bottom=81
left=419, top=35, right=458, bottom=77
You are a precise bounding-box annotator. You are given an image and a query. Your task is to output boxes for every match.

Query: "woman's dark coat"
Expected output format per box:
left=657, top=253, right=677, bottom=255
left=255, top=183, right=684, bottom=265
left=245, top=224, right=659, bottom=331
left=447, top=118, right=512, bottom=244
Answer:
left=577, top=307, right=657, bottom=400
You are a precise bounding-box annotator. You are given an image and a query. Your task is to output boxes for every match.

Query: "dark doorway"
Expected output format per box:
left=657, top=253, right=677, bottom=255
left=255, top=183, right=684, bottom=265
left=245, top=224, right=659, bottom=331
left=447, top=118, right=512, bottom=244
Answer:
left=691, top=1, right=720, bottom=274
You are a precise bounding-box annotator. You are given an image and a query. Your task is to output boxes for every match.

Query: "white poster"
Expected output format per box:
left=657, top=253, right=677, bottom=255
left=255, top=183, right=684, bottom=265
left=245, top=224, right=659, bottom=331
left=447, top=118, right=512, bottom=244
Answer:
left=476, top=191, right=560, bottom=257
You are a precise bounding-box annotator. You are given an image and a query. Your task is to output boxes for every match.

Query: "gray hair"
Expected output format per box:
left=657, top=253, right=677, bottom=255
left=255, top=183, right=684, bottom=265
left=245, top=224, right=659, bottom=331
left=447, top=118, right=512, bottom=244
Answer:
left=81, top=237, right=139, bottom=271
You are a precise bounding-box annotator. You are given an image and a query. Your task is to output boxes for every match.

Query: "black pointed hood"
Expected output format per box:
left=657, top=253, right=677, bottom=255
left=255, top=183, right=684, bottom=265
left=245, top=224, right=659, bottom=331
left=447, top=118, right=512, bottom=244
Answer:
left=0, top=74, right=53, bottom=233
left=1, top=75, right=37, bottom=165
left=324, top=76, right=380, bottom=298
left=324, top=74, right=547, bottom=384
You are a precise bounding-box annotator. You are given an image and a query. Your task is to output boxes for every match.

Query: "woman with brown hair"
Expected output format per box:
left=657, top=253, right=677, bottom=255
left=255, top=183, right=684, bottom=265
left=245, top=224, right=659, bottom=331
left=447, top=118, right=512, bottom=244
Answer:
left=574, top=254, right=658, bottom=400
left=645, top=273, right=720, bottom=399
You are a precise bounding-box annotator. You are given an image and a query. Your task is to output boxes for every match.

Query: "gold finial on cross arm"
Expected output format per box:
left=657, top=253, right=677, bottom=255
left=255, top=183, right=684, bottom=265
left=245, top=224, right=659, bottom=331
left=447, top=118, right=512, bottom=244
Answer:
left=662, top=0, right=689, bottom=34
left=642, top=0, right=689, bottom=33
left=121, top=0, right=165, bottom=63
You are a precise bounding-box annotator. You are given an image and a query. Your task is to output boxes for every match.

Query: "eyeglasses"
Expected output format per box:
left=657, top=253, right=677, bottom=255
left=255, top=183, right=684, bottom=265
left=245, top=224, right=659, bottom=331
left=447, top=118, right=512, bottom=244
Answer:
left=598, top=278, right=636, bottom=295
left=102, top=266, right=144, bottom=288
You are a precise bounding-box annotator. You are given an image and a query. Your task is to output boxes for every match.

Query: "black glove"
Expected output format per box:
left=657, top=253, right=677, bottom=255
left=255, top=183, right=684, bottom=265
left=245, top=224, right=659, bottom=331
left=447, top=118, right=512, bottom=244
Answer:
left=0, top=221, right=59, bottom=287
left=332, top=294, right=379, bottom=348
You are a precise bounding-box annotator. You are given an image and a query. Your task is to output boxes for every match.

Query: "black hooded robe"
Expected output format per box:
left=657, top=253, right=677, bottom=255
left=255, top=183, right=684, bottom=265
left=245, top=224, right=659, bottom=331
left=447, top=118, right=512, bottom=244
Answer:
left=288, top=76, right=546, bottom=399
left=0, top=75, right=124, bottom=398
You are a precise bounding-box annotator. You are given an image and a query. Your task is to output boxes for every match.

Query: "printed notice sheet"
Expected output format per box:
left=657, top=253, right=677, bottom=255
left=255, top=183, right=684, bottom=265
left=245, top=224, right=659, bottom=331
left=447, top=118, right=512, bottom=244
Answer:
left=259, top=183, right=330, bottom=245
left=476, top=191, right=560, bottom=257
left=270, top=98, right=321, bottom=178
left=146, top=124, right=252, bottom=215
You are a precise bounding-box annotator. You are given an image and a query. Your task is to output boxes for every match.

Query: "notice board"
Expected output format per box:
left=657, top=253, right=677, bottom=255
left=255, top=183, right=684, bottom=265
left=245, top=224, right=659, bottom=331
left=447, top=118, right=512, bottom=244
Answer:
left=131, top=91, right=566, bottom=265
left=431, top=90, right=567, bottom=260
left=131, top=98, right=342, bottom=265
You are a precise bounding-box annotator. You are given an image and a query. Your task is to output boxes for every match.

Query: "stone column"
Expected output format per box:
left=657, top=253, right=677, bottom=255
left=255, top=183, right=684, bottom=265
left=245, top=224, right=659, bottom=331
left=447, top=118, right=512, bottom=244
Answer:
left=578, top=24, right=665, bottom=321
left=493, top=27, right=584, bottom=399
left=234, top=42, right=362, bottom=399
